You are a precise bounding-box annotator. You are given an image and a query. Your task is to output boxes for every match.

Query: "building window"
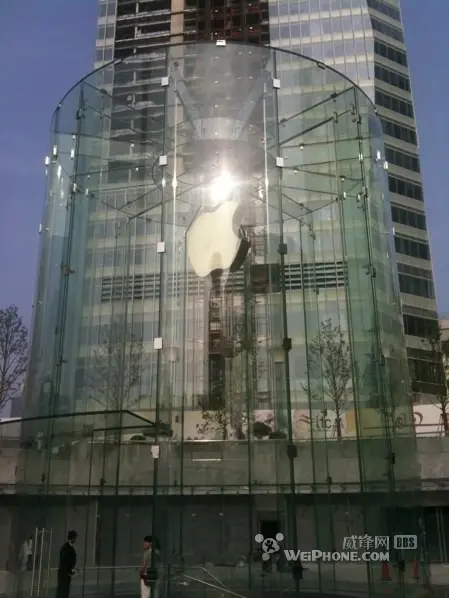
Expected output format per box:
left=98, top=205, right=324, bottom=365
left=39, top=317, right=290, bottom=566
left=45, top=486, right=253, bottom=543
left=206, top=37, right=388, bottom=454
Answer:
left=409, top=358, right=440, bottom=383
left=394, top=235, right=430, bottom=261
left=374, top=40, right=407, bottom=67
left=98, top=1, right=116, bottom=18
left=388, top=175, right=423, bottom=201
left=371, top=17, right=404, bottom=42
left=398, top=274, right=434, bottom=299
left=385, top=146, right=420, bottom=172
left=381, top=118, right=417, bottom=145
left=367, top=0, right=401, bottom=22
left=392, top=206, right=426, bottom=230
left=403, top=315, right=438, bottom=338
left=375, top=90, right=414, bottom=118
left=375, top=64, right=410, bottom=92
left=397, top=263, right=433, bottom=279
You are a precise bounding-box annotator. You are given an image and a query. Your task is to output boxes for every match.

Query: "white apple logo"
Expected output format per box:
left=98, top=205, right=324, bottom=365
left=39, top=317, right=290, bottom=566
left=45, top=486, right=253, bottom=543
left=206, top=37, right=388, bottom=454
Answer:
left=187, top=198, right=248, bottom=278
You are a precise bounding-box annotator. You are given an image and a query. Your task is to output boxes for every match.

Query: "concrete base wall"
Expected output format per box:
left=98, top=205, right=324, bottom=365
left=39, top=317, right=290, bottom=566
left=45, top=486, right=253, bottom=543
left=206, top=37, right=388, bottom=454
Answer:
left=4, top=436, right=449, bottom=494
left=4, top=436, right=424, bottom=493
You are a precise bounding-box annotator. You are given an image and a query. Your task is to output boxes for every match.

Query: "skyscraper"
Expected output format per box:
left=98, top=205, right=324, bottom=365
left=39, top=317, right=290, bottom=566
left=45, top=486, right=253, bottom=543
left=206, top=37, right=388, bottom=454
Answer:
left=16, top=37, right=420, bottom=594
left=7, top=2, right=436, bottom=597
left=95, top=0, right=438, bottom=405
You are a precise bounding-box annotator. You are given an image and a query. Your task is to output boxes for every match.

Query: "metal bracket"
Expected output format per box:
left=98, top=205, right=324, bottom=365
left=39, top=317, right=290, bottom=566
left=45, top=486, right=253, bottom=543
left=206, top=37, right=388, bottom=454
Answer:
left=171, top=72, right=202, bottom=136
left=276, top=157, right=284, bottom=168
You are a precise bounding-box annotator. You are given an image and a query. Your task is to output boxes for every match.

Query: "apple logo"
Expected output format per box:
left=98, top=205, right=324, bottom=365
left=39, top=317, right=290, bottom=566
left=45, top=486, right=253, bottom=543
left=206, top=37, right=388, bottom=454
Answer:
left=187, top=198, right=249, bottom=277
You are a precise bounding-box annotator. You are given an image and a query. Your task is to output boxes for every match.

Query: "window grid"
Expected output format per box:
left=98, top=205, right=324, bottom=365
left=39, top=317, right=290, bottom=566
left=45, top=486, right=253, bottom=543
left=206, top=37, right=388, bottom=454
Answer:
left=385, top=146, right=420, bottom=173
left=375, top=64, right=410, bottom=92
left=388, top=175, right=423, bottom=201
left=375, top=89, right=414, bottom=118
left=381, top=118, right=416, bottom=145
left=392, top=206, right=426, bottom=230
left=394, top=235, right=430, bottom=261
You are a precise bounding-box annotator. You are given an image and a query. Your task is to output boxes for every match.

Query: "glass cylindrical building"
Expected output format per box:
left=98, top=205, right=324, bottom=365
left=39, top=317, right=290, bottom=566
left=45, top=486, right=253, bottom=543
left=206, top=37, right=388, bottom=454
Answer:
left=6, top=42, right=419, bottom=598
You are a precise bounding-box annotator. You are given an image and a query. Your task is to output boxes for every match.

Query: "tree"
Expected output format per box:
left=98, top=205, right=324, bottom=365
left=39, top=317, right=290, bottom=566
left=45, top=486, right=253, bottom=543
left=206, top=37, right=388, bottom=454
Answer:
left=197, top=307, right=257, bottom=440
left=305, top=319, right=351, bottom=440
left=197, top=355, right=276, bottom=441
left=418, top=327, right=449, bottom=436
left=88, top=318, right=144, bottom=413
left=364, top=343, right=410, bottom=434
left=0, top=305, right=28, bottom=413
left=196, top=291, right=281, bottom=441
left=197, top=345, right=248, bottom=441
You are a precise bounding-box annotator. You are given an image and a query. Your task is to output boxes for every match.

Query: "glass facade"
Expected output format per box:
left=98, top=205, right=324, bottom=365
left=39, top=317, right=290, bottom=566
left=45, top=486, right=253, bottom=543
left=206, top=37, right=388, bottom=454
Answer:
left=5, top=42, right=420, bottom=598
left=268, top=0, right=375, bottom=93
left=266, top=0, right=438, bottom=403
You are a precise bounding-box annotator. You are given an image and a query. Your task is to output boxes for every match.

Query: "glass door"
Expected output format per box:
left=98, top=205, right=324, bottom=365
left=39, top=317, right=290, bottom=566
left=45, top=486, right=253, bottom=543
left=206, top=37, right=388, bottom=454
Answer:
left=30, top=528, right=52, bottom=598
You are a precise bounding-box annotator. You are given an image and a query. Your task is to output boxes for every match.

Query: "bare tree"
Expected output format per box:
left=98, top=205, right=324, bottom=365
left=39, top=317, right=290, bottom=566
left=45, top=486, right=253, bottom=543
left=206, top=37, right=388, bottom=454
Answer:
left=197, top=309, right=255, bottom=440
left=305, top=319, right=351, bottom=440
left=197, top=355, right=276, bottom=440
left=365, top=344, right=408, bottom=433
left=0, top=305, right=28, bottom=414
left=418, top=327, right=449, bottom=436
left=88, top=318, right=144, bottom=413
left=198, top=349, right=248, bottom=440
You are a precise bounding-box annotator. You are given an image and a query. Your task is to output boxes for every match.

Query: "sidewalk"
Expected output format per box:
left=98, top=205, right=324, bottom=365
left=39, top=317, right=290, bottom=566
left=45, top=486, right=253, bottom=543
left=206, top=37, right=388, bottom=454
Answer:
left=322, top=561, right=449, bottom=586
left=299, top=562, right=449, bottom=597
left=1, top=564, right=448, bottom=598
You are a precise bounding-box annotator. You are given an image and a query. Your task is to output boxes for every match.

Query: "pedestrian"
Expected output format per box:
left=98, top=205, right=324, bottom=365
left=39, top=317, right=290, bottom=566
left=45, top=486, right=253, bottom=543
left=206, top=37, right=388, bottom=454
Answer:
left=291, top=560, right=304, bottom=585
left=55, top=530, right=78, bottom=598
left=139, top=535, right=161, bottom=598
left=19, top=535, right=33, bottom=572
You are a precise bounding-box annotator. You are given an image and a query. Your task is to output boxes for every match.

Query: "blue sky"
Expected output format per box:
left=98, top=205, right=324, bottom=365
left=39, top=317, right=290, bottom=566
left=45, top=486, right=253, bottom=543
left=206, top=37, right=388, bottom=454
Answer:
left=0, top=0, right=448, bottom=326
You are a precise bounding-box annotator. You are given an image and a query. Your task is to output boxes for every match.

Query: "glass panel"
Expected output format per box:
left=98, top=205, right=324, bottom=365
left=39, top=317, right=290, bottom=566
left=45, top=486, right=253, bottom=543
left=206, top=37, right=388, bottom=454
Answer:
left=5, top=43, right=421, bottom=598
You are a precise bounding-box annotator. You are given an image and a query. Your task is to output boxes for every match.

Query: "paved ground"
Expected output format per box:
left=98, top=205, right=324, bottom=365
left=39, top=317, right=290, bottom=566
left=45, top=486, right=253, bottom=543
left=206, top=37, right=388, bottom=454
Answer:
left=297, top=562, right=449, bottom=596
left=2, top=563, right=448, bottom=598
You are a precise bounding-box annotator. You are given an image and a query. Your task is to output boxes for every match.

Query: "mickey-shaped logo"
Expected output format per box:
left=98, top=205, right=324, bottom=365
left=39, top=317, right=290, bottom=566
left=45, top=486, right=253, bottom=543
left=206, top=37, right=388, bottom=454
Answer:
left=255, top=533, right=284, bottom=561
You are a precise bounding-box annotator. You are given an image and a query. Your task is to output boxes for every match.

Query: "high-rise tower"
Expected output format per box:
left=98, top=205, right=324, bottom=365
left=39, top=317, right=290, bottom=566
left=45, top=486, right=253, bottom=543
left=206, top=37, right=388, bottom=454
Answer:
left=7, top=2, right=428, bottom=596
left=95, top=0, right=438, bottom=405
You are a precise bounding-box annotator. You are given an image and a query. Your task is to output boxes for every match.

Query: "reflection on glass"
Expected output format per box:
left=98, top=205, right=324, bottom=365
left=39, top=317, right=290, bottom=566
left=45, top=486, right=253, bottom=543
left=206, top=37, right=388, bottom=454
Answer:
left=6, top=42, right=420, bottom=598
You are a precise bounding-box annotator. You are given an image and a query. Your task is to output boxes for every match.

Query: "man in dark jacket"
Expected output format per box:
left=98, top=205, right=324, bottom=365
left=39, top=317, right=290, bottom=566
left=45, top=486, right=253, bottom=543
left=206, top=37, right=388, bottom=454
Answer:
left=56, top=530, right=78, bottom=598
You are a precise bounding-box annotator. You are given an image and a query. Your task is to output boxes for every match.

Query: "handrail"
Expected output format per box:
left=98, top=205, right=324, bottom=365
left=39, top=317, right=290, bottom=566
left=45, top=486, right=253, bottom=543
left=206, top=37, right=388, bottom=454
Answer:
left=198, top=566, right=229, bottom=589
left=182, top=575, right=247, bottom=598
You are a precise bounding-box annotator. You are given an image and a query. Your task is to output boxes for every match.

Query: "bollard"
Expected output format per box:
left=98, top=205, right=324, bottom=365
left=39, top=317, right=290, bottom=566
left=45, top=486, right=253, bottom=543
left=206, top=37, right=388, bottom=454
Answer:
left=381, top=561, right=392, bottom=581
